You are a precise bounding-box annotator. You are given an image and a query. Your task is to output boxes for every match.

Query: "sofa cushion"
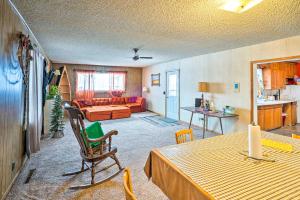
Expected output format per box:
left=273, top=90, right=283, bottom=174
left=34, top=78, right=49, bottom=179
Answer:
left=126, top=103, right=140, bottom=108
left=77, top=100, right=93, bottom=107
left=84, top=100, right=93, bottom=106
left=93, top=98, right=111, bottom=106
left=111, top=97, right=125, bottom=105
left=126, top=96, right=137, bottom=103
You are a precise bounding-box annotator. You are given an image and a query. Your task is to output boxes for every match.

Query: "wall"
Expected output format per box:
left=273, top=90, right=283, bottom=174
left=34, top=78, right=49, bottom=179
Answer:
left=52, top=63, right=143, bottom=98
left=143, top=35, right=300, bottom=133
left=281, top=85, right=300, bottom=123
left=0, top=0, right=26, bottom=199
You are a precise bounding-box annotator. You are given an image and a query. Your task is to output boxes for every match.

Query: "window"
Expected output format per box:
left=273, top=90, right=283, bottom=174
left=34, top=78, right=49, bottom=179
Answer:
left=76, top=71, right=126, bottom=92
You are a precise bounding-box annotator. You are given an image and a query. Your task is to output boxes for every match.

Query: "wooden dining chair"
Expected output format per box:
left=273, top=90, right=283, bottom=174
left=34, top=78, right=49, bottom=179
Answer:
left=175, top=129, right=194, bottom=144
left=292, top=134, right=300, bottom=139
left=123, top=168, right=137, bottom=200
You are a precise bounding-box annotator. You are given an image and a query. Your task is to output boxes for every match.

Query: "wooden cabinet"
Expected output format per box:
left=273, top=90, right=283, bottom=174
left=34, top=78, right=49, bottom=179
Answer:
left=257, top=108, right=265, bottom=130
left=258, top=104, right=282, bottom=131
left=262, top=63, right=285, bottom=90
left=284, top=62, right=297, bottom=79
left=292, top=102, right=297, bottom=125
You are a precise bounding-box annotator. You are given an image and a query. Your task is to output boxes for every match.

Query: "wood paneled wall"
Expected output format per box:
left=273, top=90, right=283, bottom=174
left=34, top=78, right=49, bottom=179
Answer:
left=0, top=1, right=26, bottom=199
left=52, top=63, right=143, bottom=98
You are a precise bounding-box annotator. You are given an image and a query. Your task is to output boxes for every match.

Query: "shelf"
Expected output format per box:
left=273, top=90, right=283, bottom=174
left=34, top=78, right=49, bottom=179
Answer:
left=57, top=66, right=71, bottom=101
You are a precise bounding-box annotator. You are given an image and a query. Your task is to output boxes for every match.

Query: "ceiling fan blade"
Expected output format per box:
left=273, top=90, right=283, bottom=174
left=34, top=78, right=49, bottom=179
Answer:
left=139, top=56, right=153, bottom=59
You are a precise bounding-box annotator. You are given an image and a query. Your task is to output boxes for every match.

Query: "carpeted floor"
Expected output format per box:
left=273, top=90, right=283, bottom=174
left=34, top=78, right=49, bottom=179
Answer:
left=6, top=112, right=219, bottom=200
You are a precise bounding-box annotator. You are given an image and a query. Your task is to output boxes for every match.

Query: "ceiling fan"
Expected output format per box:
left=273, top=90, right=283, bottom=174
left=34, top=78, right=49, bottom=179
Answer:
left=132, top=48, right=153, bottom=61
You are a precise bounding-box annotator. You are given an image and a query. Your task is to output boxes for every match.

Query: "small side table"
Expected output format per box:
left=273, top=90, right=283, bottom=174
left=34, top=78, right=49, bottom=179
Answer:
left=181, top=107, right=239, bottom=138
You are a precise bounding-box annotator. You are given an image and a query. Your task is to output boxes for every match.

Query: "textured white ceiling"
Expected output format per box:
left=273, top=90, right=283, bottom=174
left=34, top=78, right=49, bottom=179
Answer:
left=11, top=0, right=300, bottom=67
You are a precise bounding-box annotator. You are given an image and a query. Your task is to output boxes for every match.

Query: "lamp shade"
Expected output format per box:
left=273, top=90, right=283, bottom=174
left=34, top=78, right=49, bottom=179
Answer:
left=142, top=86, right=149, bottom=93
left=198, top=82, right=208, bottom=92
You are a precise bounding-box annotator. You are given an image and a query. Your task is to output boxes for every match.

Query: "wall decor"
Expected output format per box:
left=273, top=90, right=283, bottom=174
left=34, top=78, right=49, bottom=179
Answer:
left=233, top=82, right=240, bottom=93
left=151, top=73, right=160, bottom=86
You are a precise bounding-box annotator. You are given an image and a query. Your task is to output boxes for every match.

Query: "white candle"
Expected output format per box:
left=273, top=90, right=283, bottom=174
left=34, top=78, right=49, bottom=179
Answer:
left=248, top=124, right=263, bottom=159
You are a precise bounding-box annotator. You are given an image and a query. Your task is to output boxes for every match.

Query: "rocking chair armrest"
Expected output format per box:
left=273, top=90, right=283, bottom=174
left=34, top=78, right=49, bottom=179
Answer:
left=86, top=130, right=118, bottom=143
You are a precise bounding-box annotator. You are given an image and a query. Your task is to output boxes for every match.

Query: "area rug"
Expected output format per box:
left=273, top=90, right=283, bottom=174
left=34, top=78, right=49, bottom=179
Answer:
left=140, top=115, right=180, bottom=127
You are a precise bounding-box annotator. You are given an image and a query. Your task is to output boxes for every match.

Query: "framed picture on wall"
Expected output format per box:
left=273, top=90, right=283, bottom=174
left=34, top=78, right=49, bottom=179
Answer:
left=151, top=73, right=160, bottom=86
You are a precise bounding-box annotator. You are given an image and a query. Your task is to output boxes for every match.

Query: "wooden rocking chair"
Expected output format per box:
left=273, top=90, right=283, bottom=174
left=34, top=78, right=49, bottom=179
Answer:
left=64, top=106, right=123, bottom=189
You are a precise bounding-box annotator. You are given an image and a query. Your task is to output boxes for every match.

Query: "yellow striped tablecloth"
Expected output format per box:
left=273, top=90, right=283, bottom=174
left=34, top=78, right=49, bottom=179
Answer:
left=144, top=132, right=300, bottom=200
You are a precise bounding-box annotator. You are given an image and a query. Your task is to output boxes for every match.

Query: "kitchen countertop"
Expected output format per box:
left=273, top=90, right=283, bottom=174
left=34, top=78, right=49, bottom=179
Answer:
left=257, top=100, right=296, bottom=106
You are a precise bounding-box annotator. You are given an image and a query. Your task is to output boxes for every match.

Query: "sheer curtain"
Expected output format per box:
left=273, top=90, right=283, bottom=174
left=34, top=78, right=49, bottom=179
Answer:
left=75, top=70, right=95, bottom=102
left=27, top=50, right=44, bottom=154
left=109, top=71, right=126, bottom=91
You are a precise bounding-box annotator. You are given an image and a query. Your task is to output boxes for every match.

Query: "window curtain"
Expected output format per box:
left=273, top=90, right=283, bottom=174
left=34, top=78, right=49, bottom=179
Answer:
left=108, top=71, right=127, bottom=97
left=109, top=71, right=127, bottom=91
left=27, top=50, right=44, bottom=154
left=75, top=70, right=95, bottom=101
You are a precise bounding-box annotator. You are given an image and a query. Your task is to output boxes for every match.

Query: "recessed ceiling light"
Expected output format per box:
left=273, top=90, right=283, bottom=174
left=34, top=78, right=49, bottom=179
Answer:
left=220, top=0, right=263, bottom=13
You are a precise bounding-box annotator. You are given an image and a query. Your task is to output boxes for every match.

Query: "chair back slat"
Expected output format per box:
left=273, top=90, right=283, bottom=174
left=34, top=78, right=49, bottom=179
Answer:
left=65, top=106, right=90, bottom=156
left=292, top=134, right=300, bottom=139
left=123, top=168, right=137, bottom=200
left=175, top=129, right=194, bottom=144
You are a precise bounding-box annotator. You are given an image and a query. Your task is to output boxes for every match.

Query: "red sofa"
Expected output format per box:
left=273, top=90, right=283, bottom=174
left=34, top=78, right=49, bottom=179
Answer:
left=71, top=97, right=146, bottom=121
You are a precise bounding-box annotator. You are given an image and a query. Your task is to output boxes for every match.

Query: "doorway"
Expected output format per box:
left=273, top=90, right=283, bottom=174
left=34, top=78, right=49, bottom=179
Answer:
left=165, top=70, right=180, bottom=120
left=250, top=56, right=300, bottom=124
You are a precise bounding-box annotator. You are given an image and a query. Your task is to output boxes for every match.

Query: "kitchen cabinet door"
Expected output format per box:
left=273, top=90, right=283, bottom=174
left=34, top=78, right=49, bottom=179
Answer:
left=258, top=109, right=265, bottom=130
left=263, top=64, right=285, bottom=89
left=262, top=67, right=272, bottom=89
left=258, top=105, right=283, bottom=130
left=263, top=107, right=274, bottom=130
left=292, top=102, right=297, bottom=125
left=286, top=63, right=297, bottom=78
left=277, top=69, right=285, bottom=89
left=273, top=106, right=283, bottom=128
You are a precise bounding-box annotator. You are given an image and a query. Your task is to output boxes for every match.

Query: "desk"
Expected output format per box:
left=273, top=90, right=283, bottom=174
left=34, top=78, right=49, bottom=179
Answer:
left=144, top=132, right=300, bottom=200
left=181, top=106, right=238, bottom=138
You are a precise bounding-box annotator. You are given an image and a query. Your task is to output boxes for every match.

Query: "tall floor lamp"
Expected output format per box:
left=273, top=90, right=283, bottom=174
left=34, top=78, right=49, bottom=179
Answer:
left=198, top=82, right=208, bottom=108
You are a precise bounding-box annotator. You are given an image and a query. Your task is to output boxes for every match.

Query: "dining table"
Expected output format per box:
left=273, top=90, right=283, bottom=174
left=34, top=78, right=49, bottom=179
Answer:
left=144, top=131, right=300, bottom=200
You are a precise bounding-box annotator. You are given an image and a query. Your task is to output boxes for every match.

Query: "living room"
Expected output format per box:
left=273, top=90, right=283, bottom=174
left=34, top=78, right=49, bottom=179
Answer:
left=2, top=0, right=300, bottom=200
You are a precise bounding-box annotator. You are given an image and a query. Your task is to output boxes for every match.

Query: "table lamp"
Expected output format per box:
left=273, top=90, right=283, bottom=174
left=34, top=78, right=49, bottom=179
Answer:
left=142, top=86, right=149, bottom=93
left=198, top=82, right=208, bottom=107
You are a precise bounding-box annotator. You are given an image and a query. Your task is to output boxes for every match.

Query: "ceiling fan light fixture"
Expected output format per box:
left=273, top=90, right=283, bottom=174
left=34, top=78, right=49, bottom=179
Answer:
left=220, top=0, right=263, bottom=13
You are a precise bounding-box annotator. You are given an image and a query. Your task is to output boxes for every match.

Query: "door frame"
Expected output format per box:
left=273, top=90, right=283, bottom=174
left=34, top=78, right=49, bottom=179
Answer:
left=165, top=69, right=180, bottom=120
left=250, top=55, right=300, bottom=123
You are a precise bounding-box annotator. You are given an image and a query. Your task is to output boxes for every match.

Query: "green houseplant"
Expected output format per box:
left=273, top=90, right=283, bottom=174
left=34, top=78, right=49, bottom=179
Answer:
left=49, top=91, right=65, bottom=138
left=47, top=85, right=59, bottom=100
left=44, top=85, right=59, bottom=137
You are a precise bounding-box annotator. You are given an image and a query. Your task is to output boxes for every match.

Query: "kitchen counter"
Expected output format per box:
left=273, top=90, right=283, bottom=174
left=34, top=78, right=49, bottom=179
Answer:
left=257, top=100, right=296, bottom=106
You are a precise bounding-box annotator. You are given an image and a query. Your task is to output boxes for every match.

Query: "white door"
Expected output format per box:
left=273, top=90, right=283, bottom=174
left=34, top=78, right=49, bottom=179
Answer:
left=166, top=70, right=179, bottom=120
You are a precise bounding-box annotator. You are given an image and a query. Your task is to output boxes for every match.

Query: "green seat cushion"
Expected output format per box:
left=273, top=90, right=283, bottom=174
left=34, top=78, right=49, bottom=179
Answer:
left=81, top=122, right=104, bottom=148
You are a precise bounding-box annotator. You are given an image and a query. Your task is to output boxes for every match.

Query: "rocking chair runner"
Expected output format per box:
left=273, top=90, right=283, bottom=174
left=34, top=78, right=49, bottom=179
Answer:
left=64, top=106, right=123, bottom=189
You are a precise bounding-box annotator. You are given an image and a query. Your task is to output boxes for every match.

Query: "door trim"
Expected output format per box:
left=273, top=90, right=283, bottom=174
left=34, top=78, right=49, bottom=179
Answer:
left=250, top=55, right=300, bottom=123
left=165, top=69, right=180, bottom=120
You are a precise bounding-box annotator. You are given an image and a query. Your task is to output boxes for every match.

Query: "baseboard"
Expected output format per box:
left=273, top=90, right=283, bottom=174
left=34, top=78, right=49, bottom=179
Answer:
left=1, top=155, right=28, bottom=200
left=145, top=109, right=163, bottom=116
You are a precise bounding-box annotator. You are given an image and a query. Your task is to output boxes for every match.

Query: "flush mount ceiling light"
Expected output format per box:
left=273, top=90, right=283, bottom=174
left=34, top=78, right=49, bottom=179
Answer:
left=220, top=0, right=263, bottom=13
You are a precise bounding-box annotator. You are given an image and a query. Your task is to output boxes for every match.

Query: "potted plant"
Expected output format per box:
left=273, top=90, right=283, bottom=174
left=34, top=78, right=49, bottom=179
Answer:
left=49, top=90, right=65, bottom=138
left=44, top=85, right=59, bottom=137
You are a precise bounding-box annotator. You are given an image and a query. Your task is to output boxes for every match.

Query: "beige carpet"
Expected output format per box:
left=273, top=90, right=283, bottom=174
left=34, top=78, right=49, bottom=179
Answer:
left=6, top=112, right=219, bottom=200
